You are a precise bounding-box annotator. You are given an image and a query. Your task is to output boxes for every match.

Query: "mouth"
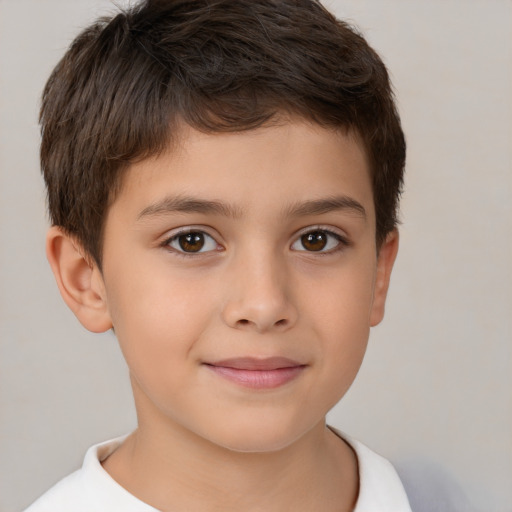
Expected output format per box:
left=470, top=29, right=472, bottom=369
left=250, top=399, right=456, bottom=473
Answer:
left=203, top=357, right=307, bottom=389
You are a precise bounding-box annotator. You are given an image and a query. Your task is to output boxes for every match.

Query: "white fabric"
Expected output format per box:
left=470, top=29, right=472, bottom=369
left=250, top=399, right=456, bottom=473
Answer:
left=25, top=431, right=411, bottom=512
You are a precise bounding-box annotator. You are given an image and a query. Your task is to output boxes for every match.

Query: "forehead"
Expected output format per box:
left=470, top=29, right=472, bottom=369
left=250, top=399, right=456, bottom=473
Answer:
left=111, top=120, right=374, bottom=223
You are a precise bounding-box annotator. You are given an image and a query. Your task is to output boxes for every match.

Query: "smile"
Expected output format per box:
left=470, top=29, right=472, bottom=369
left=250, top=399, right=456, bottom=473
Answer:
left=203, top=357, right=307, bottom=389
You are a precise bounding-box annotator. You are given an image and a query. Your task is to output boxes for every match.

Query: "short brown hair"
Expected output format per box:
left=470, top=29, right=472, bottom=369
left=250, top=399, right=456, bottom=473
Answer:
left=40, top=0, right=405, bottom=266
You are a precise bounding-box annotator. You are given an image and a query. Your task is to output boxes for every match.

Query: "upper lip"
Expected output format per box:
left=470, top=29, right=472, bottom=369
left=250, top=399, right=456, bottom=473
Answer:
left=205, top=357, right=306, bottom=371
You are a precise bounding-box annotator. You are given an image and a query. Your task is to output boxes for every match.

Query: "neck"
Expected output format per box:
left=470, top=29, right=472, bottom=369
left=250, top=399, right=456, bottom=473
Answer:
left=102, top=384, right=358, bottom=512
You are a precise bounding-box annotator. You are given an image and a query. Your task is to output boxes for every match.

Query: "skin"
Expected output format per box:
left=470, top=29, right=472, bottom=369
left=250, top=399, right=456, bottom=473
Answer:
left=47, top=119, right=398, bottom=512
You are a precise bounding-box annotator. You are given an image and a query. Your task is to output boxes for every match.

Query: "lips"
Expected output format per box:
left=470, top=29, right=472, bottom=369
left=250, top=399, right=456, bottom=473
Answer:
left=203, top=357, right=307, bottom=389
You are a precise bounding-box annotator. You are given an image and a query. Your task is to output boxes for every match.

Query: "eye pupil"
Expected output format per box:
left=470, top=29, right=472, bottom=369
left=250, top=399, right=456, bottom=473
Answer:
left=301, top=231, right=327, bottom=251
left=179, top=232, right=205, bottom=252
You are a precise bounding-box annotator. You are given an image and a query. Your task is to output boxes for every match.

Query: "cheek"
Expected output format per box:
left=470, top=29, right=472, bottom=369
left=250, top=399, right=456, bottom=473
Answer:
left=298, top=259, right=375, bottom=387
left=104, top=264, right=218, bottom=375
left=302, top=256, right=376, bottom=333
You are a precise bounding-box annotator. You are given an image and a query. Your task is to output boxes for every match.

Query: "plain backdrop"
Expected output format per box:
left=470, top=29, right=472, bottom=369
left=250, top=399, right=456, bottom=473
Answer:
left=1, top=1, right=511, bottom=511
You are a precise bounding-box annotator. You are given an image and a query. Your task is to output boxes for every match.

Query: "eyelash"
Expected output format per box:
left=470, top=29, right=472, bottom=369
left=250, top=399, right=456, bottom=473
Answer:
left=161, top=228, right=221, bottom=257
left=291, top=227, right=350, bottom=255
left=161, top=226, right=350, bottom=257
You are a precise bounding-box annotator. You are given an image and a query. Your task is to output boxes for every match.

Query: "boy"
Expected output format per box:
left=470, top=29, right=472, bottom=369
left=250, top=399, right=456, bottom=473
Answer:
left=26, top=0, right=410, bottom=510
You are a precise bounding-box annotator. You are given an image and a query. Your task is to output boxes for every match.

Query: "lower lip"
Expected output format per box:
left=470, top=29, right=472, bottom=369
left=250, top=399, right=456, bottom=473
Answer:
left=205, top=365, right=306, bottom=389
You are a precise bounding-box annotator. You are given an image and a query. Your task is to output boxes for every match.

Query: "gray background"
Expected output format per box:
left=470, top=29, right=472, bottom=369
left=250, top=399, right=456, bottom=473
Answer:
left=1, top=0, right=511, bottom=511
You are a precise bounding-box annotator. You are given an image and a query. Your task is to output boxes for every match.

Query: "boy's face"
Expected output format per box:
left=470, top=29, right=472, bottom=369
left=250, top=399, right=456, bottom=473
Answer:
left=95, top=120, right=397, bottom=452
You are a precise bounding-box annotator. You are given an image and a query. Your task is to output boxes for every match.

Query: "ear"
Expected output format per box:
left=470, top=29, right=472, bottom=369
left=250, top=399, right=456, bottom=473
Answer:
left=46, top=226, right=112, bottom=333
left=370, top=229, right=399, bottom=327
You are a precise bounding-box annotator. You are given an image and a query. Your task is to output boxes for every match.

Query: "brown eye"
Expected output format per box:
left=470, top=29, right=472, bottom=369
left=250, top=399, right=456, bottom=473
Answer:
left=291, top=229, right=346, bottom=253
left=168, top=231, right=218, bottom=254
left=300, top=231, right=328, bottom=251
left=178, top=232, right=205, bottom=252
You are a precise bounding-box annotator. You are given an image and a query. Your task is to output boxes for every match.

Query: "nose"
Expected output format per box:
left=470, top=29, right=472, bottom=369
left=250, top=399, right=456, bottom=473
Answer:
left=221, top=250, right=298, bottom=333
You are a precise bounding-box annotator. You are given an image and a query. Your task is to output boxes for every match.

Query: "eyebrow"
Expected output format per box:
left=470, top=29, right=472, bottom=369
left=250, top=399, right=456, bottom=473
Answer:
left=283, top=196, right=367, bottom=220
left=137, top=194, right=366, bottom=221
left=137, top=195, right=242, bottom=220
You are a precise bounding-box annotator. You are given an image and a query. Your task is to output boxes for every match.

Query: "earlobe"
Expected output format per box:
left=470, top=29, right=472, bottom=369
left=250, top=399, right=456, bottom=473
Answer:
left=46, top=226, right=112, bottom=333
left=369, top=229, right=399, bottom=327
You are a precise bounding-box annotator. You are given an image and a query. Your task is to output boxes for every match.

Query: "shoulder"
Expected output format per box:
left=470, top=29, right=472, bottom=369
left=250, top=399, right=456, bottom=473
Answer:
left=24, top=468, right=90, bottom=512
left=350, top=437, right=412, bottom=512
left=24, top=436, right=158, bottom=512
left=330, top=427, right=413, bottom=512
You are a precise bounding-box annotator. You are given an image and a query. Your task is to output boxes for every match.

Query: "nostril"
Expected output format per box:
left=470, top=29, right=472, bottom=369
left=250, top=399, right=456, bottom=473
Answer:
left=230, top=315, right=293, bottom=331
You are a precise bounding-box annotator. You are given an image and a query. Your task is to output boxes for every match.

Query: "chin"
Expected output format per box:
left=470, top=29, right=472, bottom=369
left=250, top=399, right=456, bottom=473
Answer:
left=202, top=416, right=313, bottom=454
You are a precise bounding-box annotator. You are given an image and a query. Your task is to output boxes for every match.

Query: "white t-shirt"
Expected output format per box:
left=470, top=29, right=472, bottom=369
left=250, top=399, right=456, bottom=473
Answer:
left=25, top=431, right=411, bottom=512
